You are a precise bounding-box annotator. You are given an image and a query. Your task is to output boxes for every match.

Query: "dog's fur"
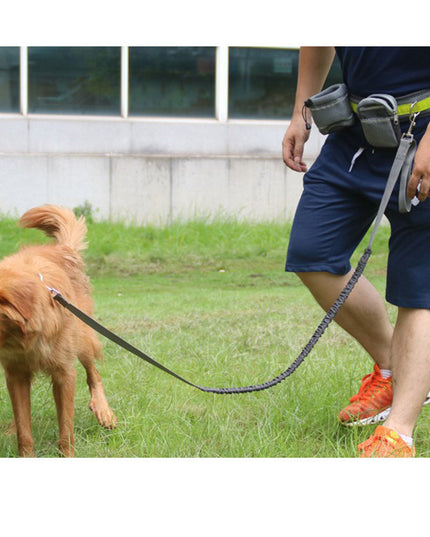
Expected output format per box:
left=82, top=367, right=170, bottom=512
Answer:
left=0, top=205, right=116, bottom=456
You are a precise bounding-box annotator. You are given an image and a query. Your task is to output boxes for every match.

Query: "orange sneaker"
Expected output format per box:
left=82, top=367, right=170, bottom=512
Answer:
left=338, top=365, right=392, bottom=426
left=358, top=426, right=415, bottom=457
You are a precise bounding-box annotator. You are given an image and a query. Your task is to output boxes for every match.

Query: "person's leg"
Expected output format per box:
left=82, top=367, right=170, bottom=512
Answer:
left=285, top=133, right=416, bottom=427
left=384, top=307, right=430, bottom=437
left=297, top=270, right=393, bottom=368
left=359, top=186, right=430, bottom=455
left=284, top=139, right=397, bottom=425
left=297, top=269, right=395, bottom=427
left=358, top=307, right=430, bottom=457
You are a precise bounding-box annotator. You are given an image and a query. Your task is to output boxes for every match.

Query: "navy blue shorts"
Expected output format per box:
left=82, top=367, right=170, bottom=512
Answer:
left=285, top=117, right=430, bottom=308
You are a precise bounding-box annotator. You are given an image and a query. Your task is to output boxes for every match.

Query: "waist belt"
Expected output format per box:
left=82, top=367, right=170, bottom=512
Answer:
left=350, top=89, right=430, bottom=119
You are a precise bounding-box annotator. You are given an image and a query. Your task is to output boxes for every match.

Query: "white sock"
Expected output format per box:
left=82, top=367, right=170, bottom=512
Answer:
left=380, top=369, right=392, bottom=379
left=399, top=432, right=413, bottom=448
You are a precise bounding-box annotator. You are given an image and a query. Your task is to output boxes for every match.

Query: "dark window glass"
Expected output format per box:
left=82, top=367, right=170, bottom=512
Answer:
left=229, top=47, right=344, bottom=120
left=0, top=47, right=19, bottom=113
left=229, top=47, right=300, bottom=119
left=28, top=47, right=121, bottom=115
left=324, top=53, right=343, bottom=88
left=129, top=47, right=216, bottom=117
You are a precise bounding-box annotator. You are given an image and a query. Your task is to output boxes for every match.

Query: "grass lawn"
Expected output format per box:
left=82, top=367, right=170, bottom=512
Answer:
left=0, top=215, right=429, bottom=458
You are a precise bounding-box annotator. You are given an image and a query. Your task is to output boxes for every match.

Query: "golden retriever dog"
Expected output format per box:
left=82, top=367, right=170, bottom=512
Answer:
left=0, top=205, right=116, bottom=457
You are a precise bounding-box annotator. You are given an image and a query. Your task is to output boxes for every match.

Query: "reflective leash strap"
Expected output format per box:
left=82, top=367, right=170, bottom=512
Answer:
left=44, top=126, right=418, bottom=395
left=368, top=132, right=417, bottom=248
left=398, top=138, right=417, bottom=213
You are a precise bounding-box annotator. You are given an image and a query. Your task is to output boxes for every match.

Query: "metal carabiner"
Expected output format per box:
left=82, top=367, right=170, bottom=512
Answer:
left=404, top=101, right=421, bottom=138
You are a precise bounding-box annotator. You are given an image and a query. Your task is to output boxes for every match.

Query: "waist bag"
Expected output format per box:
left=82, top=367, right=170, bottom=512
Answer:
left=305, top=84, right=430, bottom=148
left=356, top=94, right=401, bottom=148
left=304, top=83, right=355, bottom=134
left=304, top=84, right=427, bottom=214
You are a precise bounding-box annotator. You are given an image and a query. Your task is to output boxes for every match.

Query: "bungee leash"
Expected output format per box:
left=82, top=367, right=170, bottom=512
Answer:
left=44, top=248, right=371, bottom=394
left=41, top=112, right=420, bottom=395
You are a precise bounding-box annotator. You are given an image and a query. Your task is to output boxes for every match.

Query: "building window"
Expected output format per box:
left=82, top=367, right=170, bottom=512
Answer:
left=28, top=47, right=121, bottom=115
left=0, top=47, right=19, bottom=113
left=129, top=47, right=216, bottom=117
left=0, top=47, right=342, bottom=120
left=228, top=47, right=343, bottom=120
left=228, top=47, right=300, bottom=120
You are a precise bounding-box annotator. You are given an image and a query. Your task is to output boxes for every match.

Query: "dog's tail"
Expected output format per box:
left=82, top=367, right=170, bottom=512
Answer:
left=19, top=205, right=88, bottom=252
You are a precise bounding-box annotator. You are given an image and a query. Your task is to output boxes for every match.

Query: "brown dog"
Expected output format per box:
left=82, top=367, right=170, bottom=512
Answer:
left=0, top=205, right=116, bottom=457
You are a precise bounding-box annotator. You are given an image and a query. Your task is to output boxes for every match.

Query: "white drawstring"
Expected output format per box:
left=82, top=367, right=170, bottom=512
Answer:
left=348, top=147, right=365, bottom=173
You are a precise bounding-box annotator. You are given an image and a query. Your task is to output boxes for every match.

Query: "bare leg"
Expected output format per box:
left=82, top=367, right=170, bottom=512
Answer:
left=384, top=308, right=430, bottom=437
left=297, top=271, right=393, bottom=368
left=5, top=370, right=34, bottom=457
left=52, top=367, right=76, bottom=457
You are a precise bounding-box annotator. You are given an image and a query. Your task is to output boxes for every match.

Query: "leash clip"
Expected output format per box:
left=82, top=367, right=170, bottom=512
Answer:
left=38, top=273, right=62, bottom=297
left=403, top=102, right=421, bottom=139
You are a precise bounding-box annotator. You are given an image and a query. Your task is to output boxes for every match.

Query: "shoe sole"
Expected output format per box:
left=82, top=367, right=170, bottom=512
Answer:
left=341, top=395, right=430, bottom=427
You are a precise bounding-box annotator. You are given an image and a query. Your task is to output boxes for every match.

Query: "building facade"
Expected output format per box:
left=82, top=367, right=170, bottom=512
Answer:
left=0, top=47, right=340, bottom=223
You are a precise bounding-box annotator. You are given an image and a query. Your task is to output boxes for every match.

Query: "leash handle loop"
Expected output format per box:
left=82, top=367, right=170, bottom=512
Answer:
left=367, top=134, right=416, bottom=249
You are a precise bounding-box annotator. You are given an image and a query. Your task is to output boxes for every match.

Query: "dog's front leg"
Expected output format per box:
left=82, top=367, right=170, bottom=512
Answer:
left=52, top=367, right=76, bottom=457
left=5, top=370, right=34, bottom=457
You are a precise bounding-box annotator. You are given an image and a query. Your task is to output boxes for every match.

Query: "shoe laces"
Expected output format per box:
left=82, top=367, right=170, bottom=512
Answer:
left=349, top=370, right=389, bottom=404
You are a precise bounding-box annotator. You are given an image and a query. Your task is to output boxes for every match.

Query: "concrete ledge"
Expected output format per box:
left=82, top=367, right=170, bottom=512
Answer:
left=0, top=155, right=48, bottom=216
left=111, top=157, right=171, bottom=225
left=0, top=115, right=324, bottom=224
left=0, top=115, right=325, bottom=158
left=0, top=153, right=308, bottom=224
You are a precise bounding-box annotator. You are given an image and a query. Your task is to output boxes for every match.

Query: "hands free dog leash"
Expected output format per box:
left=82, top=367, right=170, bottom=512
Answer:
left=42, top=251, right=370, bottom=394
left=40, top=113, right=420, bottom=395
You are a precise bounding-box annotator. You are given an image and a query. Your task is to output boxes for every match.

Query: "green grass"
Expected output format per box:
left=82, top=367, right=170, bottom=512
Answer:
left=0, top=215, right=429, bottom=457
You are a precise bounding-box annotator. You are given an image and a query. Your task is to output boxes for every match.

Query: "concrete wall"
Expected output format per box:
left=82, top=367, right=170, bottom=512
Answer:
left=0, top=115, right=326, bottom=224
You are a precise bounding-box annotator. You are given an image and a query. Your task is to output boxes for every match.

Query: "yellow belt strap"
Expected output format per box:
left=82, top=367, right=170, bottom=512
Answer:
left=397, top=97, right=430, bottom=116
left=351, top=96, right=430, bottom=116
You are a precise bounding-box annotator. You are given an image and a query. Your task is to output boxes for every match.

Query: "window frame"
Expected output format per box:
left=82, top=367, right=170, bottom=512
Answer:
left=15, top=46, right=303, bottom=122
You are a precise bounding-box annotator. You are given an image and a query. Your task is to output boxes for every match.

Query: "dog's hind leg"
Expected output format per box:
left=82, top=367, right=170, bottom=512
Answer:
left=5, top=369, right=34, bottom=457
left=52, top=366, right=76, bottom=457
left=78, top=335, right=117, bottom=430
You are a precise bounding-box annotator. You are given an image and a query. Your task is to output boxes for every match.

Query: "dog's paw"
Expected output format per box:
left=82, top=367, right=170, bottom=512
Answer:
left=89, top=397, right=117, bottom=429
left=93, top=407, right=118, bottom=430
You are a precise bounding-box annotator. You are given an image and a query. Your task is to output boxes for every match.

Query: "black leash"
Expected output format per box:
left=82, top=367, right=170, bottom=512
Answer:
left=47, top=248, right=370, bottom=394
left=41, top=123, right=418, bottom=395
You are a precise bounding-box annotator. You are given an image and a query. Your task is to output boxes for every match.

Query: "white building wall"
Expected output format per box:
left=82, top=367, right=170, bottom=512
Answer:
left=0, top=115, right=326, bottom=224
